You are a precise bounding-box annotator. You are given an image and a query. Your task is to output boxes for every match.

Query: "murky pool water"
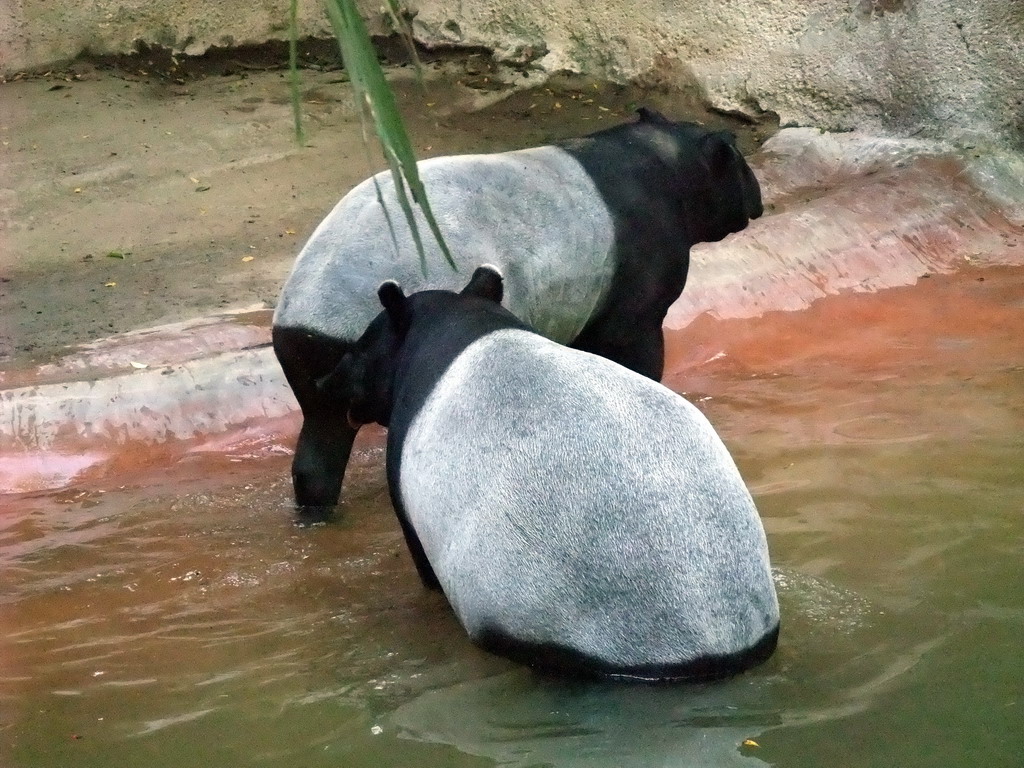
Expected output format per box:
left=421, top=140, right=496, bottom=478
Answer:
left=2, top=268, right=1022, bottom=767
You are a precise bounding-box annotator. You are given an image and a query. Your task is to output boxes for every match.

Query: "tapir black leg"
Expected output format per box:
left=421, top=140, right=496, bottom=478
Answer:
left=273, top=325, right=357, bottom=516
left=385, top=458, right=442, bottom=590
left=571, top=319, right=666, bottom=382
left=292, top=411, right=358, bottom=516
left=395, top=511, right=442, bottom=590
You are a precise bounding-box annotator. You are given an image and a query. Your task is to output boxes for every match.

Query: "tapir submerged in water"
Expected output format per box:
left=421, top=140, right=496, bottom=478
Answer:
left=273, top=108, right=763, bottom=511
left=319, top=265, right=780, bottom=681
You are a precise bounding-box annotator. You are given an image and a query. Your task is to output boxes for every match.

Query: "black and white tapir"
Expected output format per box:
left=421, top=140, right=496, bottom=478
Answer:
left=273, top=108, right=764, bottom=510
left=320, top=265, right=779, bottom=681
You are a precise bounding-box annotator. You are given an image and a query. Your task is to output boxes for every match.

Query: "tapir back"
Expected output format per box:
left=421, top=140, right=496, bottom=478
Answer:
left=272, top=148, right=616, bottom=345
left=396, top=329, right=779, bottom=679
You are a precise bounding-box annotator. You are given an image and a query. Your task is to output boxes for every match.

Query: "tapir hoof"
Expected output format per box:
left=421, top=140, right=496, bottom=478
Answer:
left=292, top=470, right=342, bottom=512
left=293, top=505, right=335, bottom=526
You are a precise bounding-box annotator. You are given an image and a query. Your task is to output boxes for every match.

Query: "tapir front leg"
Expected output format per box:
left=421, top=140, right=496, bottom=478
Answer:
left=292, top=409, right=358, bottom=518
left=570, top=317, right=666, bottom=382
left=273, top=325, right=358, bottom=516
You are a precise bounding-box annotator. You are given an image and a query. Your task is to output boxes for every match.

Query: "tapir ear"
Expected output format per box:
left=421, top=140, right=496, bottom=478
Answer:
left=378, top=280, right=410, bottom=334
left=636, top=106, right=670, bottom=124
left=701, top=131, right=739, bottom=172
left=461, top=264, right=503, bottom=304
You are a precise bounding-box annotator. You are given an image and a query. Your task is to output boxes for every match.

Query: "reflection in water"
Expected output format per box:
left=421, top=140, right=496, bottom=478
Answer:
left=392, top=669, right=773, bottom=767
left=2, top=268, right=1023, bottom=767
left=388, top=568, right=952, bottom=768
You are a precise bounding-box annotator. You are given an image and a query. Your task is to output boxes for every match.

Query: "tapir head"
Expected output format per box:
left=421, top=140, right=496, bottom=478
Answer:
left=317, top=266, right=504, bottom=428
left=635, top=107, right=764, bottom=244
left=694, top=127, right=764, bottom=242
left=315, top=284, right=405, bottom=429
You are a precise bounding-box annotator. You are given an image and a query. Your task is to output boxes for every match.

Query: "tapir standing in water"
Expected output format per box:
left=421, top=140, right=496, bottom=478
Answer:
left=273, top=109, right=763, bottom=511
left=320, top=265, right=780, bottom=681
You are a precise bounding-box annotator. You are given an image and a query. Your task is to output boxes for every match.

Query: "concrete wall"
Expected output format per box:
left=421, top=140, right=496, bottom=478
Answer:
left=2, top=0, right=1022, bottom=148
left=0, top=0, right=342, bottom=69
left=409, top=0, right=1024, bottom=148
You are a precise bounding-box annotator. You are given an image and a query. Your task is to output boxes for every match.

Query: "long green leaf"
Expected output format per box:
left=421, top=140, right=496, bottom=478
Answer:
left=287, top=0, right=306, bottom=146
left=322, top=0, right=457, bottom=275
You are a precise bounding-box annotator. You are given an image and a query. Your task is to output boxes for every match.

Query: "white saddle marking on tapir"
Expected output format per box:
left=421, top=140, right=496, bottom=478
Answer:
left=273, top=147, right=617, bottom=344
left=398, top=329, right=779, bottom=668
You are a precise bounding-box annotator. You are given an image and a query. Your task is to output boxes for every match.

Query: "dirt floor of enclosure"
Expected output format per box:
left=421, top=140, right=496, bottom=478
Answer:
left=0, top=51, right=775, bottom=368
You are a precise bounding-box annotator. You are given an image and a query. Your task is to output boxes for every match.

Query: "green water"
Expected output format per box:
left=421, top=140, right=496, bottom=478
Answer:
left=2, top=310, right=1022, bottom=767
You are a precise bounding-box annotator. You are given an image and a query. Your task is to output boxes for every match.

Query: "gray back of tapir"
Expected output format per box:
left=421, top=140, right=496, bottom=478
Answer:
left=344, top=267, right=780, bottom=681
left=272, top=108, right=764, bottom=512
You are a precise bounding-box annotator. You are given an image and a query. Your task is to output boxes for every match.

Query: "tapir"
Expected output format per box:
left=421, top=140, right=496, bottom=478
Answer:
left=273, top=109, right=763, bottom=510
left=320, top=265, right=780, bottom=681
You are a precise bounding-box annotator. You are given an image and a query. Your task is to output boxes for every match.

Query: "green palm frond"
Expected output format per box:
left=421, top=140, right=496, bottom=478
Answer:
left=290, top=0, right=456, bottom=276
left=288, top=0, right=305, bottom=146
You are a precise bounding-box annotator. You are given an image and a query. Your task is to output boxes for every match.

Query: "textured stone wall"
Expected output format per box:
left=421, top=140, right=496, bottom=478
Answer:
left=1, top=0, right=344, bottom=69
left=408, top=0, right=1024, bottom=148
left=2, top=0, right=1022, bottom=148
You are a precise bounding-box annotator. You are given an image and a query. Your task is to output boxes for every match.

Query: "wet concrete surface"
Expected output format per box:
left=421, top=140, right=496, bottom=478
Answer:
left=666, top=264, right=1024, bottom=388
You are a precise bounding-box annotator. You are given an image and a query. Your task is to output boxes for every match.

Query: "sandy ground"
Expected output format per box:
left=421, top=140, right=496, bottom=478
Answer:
left=0, top=52, right=773, bottom=369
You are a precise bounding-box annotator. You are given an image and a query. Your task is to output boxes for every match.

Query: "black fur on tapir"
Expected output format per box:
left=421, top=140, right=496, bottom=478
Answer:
left=321, top=265, right=780, bottom=681
left=273, top=108, right=763, bottom=510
